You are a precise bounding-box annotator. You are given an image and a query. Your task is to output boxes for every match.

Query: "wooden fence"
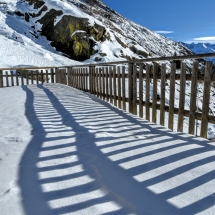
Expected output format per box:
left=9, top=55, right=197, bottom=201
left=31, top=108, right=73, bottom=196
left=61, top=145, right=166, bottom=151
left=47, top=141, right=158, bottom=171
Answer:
left=1, top=52, right=215, bottom=139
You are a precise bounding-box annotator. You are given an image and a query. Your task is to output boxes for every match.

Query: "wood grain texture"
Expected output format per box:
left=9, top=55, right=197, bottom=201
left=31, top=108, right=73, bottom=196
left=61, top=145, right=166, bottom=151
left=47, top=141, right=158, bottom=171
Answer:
left=177, top=62, right=186, bottom=132
left=188, top=61, right=198, bottom=134
left=201, top=61, right=213, bottom=138
left=168, top=63, right=176, bottom=130
left=145, top=64, right=150, bottom=120
left=160, top=64, right=166, bottom=126
left=152, top=63, right=158, bottom=123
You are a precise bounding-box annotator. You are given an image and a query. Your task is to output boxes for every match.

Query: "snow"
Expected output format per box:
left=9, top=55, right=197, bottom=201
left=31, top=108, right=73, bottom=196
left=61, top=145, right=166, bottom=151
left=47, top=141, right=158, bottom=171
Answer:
left=1, top=83, right=215, bottom=215
left=0, top=2, right=80, bottom=68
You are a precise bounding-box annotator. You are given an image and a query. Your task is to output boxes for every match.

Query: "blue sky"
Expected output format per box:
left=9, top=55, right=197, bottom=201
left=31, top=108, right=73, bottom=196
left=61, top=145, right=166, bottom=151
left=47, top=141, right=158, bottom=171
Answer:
left=103, top=0, right=215, bottom=44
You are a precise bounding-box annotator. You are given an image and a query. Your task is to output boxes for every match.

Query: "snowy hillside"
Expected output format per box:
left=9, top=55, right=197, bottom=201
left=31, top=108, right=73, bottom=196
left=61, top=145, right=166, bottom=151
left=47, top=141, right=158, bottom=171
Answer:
left=0, top=1, right=79, bottom=68
left=0, top=0, right=193, bottom=67
left=182, top=42, right=215, bottom=63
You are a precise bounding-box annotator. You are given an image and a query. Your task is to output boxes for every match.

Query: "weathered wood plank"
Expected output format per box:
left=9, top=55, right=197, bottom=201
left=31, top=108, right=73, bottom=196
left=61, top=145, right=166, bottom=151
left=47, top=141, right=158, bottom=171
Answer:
left=0, top=70, right=3, bottom=87
left=145, top=64, right=150, bottom=120
left=51, top=68, right=54, bottom=83
left=21, top=71, right=24, bottom=85
left=91, top=67, right=94, bottom=93
left=160, top=64, right=166, bottom=126
left=96, top=68, right=99, bottom=96
left=113, top=66, right=117, bottom=106
left=10, top=71, right=14, bottom=86
left=102, top=67, right=105, bottom=100
left=168, top=63, right=176, bottom=130
left=72, top=69, right=75, bottom=87
left=188, top=61, right=198, bottom=135
left=122, top=66, right=126, bottom=111
left=133, top=64, right=137, bottom=115
left=31, top=70, right=33, bottom=84
left=139, top=64, right=143, bottom=118
left=41, top=70, right=44, bottom=84
left=99, top=68, right=102, bottom=99
left=6, top=71, right=9, bottom=87
left=16, top=71, right=19, bottom=86
left=67, top=67, right=72, bottom=87
left=117, top=66, right=122, bottom=109
left=177, top=62, right=186, bottom=132
left=26, top=71, right=29, bottom=85
left=152, top=63, right=158, bottom=123
left=46, top=70, right=49, bottom=83
left=109, top=67, right=113, bottom=104
left=106, top=67, right=109, bottom=101
left=129, top=63, right=134, bottom=114
left=200, top=61, right=213, bottom=138
left=80, top=68, right=82, bottom=89
left=81, top=68, right=84, bottom=90
left=78, top=69, right=80, bottom=89
left=83, top=68, right=85, bottom=90
left=85, top=68, right=89, bottom=92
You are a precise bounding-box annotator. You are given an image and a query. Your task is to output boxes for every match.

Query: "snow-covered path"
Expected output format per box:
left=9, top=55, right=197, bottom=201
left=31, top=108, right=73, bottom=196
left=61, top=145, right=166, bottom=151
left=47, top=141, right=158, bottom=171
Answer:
left=0, top=84, right=215, bottom=215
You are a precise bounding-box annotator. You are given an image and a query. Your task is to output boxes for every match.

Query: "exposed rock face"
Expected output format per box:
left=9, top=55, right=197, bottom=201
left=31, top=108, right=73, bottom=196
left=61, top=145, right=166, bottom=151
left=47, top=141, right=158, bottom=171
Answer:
left=37, top=9, right=106, bottom=61
left=26, top=0, right=45, bottom=9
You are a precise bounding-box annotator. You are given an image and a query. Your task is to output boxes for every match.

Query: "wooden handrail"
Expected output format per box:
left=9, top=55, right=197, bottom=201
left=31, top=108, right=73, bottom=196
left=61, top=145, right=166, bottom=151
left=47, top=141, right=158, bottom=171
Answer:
left=0, top=52, right=214, bottom=71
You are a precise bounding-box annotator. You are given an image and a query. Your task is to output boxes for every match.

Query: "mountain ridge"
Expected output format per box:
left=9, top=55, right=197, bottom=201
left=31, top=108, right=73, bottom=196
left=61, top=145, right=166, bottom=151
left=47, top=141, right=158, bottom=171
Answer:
left=182, top=42, right=215, bottom=63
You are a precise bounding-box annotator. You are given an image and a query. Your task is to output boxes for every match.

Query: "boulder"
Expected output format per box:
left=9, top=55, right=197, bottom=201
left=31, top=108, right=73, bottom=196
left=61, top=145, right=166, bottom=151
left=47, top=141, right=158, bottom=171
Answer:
left=38, top=8, right=106, bottom=61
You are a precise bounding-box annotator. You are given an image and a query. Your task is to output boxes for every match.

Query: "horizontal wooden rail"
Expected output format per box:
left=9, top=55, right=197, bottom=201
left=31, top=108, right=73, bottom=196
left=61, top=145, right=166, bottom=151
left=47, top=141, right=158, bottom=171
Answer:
left=0, top=52, right=214, bottom=71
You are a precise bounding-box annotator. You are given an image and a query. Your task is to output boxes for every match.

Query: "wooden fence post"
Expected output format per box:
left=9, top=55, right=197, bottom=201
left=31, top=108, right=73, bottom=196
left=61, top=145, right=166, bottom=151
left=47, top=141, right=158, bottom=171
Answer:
left=83, top=68, right=85, bottom=90
left=145, top=64, right=150, bottom=120
left=152, top=63, right=158, bottom=123
left=122, top=66, right=126, bottom=111
left=55, top=68, right=58, bottom=83
left=99, top=68, right=102, bottom=99
left=96, top=68, right=99, bottom=96
left=16, top=71, right=19, bottom=86
left=160, top=64, right=166, bottom=126
left=106, top=67, right=109, bottom=101
left=128, top=62, right=134, bottom=114
left=6, top=71, right=9, bottom=87
left=133, top=64, right=137, bottom=115
left=113, top=66, right=117, bottom=106
left=11, top=71, right=14, bottom=86
left=117, top=66, right=122, bottom=109
left=109, top=67, right=113, bottom=104
left=102, top=67, right=105, bottom=100
left=168, top=63, right=176, bottom=130
left=46, top=70, right=49, bottom=83
left=41, top=70, right=44, bottom=84
left=67, top=67, right=72, bottom=87
left=86, top=68, right=88, bottom=91
left=31, top=71, right=33, bottom=85
left=188, top=61, right=198, bottom=134
left=51, top=68, right=54, bottom=83
left=177, top=62, right=186, bottom=132
left=0, top=70, right=3, bottom=87
left=200, top=61, right=213, bottom=138
left=21, top=71, right=24, bottom=85
left=139, top=64, right=143, bottom=118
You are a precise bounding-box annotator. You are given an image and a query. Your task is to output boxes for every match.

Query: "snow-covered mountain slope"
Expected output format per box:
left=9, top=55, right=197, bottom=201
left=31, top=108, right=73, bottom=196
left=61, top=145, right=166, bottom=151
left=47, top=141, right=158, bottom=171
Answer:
left=0, top=1, right=79, bottom=68
left=182, top=42, right=215, bottom=63
left=0, top=0, right=193, bottom=67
